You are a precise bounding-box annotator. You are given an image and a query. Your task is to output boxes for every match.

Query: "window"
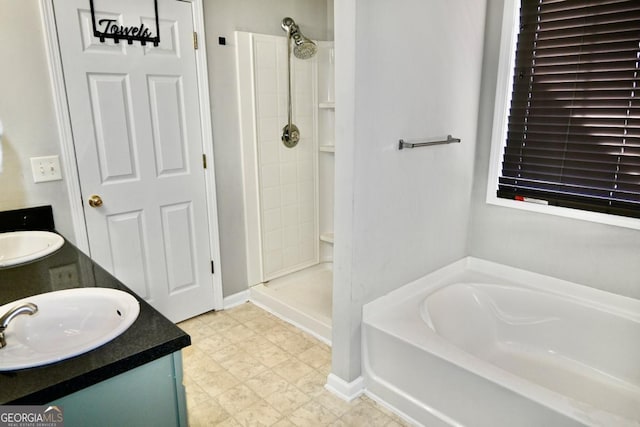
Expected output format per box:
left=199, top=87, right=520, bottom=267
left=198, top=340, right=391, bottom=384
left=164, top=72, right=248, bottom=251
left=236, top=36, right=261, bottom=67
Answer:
left=496, top=0, right=640, bottom=219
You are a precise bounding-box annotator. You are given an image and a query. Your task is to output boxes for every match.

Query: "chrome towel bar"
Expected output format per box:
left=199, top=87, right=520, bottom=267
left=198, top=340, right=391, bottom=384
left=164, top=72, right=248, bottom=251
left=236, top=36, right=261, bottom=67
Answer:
left=398, top=134, right=461, bottom=150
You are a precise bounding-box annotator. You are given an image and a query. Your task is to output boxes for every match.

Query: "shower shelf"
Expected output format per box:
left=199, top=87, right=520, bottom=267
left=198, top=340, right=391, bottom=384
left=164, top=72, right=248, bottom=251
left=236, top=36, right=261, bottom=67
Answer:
left=319, top=145, right=335, bottom=153
left=319, top=232, right=334, bottom=244
left=319, top=102, right=335, bottom=109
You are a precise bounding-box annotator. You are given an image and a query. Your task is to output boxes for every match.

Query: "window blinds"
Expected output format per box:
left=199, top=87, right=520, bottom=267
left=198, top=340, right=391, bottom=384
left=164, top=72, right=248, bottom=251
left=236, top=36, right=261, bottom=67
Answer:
left=498, top=0, right=640, bottom=218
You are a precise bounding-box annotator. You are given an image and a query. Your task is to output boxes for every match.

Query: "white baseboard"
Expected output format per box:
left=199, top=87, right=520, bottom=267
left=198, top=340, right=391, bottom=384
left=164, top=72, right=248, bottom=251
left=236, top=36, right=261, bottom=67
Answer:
left=223, top=290, right=250, bottom=310
left=325, top=373, right=365, bottom=402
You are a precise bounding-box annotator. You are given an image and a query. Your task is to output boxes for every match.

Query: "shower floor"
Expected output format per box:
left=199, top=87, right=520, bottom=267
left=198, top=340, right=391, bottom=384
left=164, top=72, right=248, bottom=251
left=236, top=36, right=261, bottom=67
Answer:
left=249, top=262, right=332, bottom=345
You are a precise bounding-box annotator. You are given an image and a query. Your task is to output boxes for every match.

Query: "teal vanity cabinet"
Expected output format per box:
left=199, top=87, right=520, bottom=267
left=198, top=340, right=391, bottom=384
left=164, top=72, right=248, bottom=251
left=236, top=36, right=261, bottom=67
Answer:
left=51, top=353, right=187, bottom=427
left=0, top=208, right=191, bottom=427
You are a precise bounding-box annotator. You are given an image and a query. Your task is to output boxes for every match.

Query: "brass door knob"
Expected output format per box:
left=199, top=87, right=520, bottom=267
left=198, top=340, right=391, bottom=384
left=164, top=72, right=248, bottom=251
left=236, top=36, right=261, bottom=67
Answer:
left=88, top=195, right=103, bottom=208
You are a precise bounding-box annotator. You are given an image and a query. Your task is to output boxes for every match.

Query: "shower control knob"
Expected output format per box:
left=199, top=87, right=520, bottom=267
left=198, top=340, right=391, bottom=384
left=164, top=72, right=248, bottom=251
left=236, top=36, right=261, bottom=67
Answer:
left=282, top=123, right=300, bottom=148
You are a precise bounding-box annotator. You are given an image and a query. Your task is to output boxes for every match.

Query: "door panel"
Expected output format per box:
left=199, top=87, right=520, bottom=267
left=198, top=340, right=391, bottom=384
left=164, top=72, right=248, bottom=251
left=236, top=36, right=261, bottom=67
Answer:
left=87, top=73, right=139, bottom=182
left=106, top=210, right=150, bottom=300
left=54, top=0, right=215, bottom=322
left=148, top=75, right=189, bottom=175
left=143, top=19, right=180, bottom=57
left=161, top=201, right=197, bottom=293
left=78, top=10, right=125, bottom=54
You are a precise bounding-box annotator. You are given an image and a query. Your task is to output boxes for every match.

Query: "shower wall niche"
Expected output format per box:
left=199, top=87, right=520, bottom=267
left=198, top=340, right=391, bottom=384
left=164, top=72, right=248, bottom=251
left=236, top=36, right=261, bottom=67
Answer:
left=236, top=31, right=335, bottom=286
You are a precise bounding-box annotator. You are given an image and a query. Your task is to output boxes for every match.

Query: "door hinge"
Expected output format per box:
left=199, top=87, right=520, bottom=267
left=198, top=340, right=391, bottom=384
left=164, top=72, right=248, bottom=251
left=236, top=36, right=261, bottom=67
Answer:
left=211, top=260, right=215, bottom=274
left=193, top=32, right=199, bottom=50
left=202, top=154, right=207, bottom=169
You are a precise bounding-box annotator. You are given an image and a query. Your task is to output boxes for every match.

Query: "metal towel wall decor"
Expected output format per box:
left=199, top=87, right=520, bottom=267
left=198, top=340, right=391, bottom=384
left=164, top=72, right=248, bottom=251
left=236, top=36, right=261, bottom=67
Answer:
left=89, top=0, right=160, bottom=46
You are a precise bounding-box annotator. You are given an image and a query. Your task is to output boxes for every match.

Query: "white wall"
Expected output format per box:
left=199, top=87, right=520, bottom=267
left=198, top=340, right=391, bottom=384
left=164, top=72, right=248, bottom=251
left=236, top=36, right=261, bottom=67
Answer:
left=468, top=0, right=640, bottom=300
left=332, top=0, right=487, bottom=382
left=0, top=0, right=74, bottom=239
left=203, top=0, right=329, bottom=297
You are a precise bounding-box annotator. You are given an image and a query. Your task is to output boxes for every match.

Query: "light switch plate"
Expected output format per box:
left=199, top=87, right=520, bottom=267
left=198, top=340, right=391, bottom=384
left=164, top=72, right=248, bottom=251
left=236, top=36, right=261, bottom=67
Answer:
left=30, top=155, right=62, bottom=183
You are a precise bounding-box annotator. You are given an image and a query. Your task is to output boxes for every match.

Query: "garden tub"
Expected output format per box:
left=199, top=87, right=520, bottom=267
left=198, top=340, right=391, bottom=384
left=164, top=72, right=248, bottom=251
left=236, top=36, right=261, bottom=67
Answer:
left=362, top=257, right=640, bottom=426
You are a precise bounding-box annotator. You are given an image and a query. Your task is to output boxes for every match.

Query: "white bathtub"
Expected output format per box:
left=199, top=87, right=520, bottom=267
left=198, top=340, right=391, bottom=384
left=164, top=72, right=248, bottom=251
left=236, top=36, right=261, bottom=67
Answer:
left=362, top=257, right=640, bottom=427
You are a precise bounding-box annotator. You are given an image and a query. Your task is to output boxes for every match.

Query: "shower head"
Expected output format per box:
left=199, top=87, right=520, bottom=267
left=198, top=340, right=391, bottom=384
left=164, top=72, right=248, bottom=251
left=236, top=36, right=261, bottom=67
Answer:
left=292, top=33, right=318, bottom=59
left=281, top=17, right=317, bottom=59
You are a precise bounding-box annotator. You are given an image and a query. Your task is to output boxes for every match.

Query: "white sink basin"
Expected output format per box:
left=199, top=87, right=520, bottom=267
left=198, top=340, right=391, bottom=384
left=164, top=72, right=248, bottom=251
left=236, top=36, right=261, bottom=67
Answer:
left=0, top=231, right=64, bottom=268
left=0, top=288, right=140, bottom=371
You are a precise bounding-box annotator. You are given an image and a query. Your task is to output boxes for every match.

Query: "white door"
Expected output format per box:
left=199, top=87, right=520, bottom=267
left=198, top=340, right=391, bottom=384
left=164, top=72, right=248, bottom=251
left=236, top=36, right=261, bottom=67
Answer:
left=54, top=0, right=218, bottom=322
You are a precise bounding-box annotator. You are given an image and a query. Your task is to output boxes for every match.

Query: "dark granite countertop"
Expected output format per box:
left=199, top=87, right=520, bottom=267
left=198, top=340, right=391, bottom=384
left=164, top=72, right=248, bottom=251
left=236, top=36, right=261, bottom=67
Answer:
left=0, top=236, right=191, bottom=404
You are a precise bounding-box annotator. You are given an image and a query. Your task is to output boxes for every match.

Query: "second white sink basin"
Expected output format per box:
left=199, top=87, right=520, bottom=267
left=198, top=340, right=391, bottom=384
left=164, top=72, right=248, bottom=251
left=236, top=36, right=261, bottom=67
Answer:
left=0, top=288, right=140, bottom=371
left=0, top=231, right=64, bottom=268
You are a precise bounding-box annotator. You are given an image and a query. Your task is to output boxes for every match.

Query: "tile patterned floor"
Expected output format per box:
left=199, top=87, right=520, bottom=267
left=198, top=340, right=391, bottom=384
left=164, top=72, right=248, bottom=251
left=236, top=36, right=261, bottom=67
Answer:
left=178, top=303, right=411, bottom=426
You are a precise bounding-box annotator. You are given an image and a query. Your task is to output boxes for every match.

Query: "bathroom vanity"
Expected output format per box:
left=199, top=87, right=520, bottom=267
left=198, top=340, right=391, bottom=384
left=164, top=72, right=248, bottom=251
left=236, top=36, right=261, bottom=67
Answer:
left=0, top=207, right=190, bottom=426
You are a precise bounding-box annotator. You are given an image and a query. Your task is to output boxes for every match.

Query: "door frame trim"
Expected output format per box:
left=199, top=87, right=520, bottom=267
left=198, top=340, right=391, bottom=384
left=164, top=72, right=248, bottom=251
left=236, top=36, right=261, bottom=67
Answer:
left=39, top=0, right=224, bottom=311
left=40, top=0, right=89, bottom=253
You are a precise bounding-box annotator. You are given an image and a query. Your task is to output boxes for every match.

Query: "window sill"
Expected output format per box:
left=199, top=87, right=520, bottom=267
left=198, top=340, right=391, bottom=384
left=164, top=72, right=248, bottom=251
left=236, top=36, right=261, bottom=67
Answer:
left=486, top=194, right=640, bottom=231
